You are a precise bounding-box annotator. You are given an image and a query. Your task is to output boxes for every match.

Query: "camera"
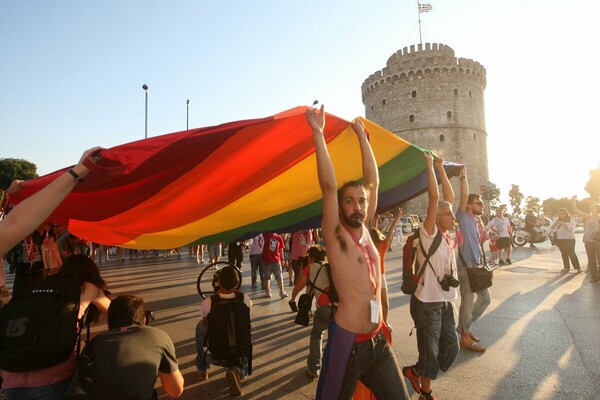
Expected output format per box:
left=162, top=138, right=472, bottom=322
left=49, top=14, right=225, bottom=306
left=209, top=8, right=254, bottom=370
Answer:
left=144, top=310, right=156, bottom=325
left=439, top=274, right=460, bottom=291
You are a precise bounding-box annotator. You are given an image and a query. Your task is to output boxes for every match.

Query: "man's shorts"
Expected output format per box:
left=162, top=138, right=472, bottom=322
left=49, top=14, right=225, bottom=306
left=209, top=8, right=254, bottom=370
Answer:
left=208, top=244, right=221, bottom=257
left=496, top=237, right=511, bottom=250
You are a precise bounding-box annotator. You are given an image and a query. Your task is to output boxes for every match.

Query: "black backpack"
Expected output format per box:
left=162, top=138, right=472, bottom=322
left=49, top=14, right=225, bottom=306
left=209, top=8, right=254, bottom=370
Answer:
left=0, top=274, right=87, bottom=372
left=401, top=229, right=442, bottom=294
left=204, top=292, right=253, bottom=375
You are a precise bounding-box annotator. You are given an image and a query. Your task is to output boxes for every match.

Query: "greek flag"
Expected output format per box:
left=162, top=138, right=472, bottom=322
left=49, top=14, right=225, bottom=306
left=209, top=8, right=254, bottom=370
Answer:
left=419, top=3, right=433, bottom=13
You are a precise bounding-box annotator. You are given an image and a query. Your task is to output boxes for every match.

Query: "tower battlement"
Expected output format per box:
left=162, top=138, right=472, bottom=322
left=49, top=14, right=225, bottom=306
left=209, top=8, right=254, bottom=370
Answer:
left=361, top=43, right=489, bottom=216
left=361, top=43, right=486, bottom=96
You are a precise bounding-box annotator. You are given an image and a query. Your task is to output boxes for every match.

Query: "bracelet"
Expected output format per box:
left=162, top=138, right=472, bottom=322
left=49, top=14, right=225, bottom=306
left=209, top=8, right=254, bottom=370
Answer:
left=67, top=168, right=84, bottom=183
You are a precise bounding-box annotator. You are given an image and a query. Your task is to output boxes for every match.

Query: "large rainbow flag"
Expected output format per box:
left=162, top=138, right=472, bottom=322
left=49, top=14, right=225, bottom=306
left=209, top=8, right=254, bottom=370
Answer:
left=9, top=106, right=461, bottom=249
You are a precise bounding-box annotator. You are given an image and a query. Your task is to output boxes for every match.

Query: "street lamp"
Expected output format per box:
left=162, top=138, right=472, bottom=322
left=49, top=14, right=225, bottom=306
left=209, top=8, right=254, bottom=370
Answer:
left=186, top=99, right=190, bottom=130
left=142, top=84, right=148, bottom=139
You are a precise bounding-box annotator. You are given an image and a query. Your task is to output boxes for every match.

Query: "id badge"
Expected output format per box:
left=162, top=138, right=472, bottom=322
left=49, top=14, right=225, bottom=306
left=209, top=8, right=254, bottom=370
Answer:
left=370, top=299, right=379, bottom=324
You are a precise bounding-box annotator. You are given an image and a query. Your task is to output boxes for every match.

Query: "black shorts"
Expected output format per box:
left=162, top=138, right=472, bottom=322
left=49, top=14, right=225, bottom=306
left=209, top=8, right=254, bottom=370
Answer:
left=496, top=237, right=511, bottom=249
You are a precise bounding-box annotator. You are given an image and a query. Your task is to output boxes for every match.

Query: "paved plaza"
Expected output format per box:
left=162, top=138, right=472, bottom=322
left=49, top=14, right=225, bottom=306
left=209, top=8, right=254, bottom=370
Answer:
left=4, top=233, right=599, bottom=399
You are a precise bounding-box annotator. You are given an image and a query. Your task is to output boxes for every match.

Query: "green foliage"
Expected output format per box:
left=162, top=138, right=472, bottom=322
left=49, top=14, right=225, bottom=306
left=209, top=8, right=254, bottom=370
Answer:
left=509, top=184, right=524, bottom=216
left=542, top=197, right=572, bottom=216
left=0, top=158, right=38, bottom=190
left=585, top=165, right=600, bottom=200
left=525, top=196, right=542, bottom=214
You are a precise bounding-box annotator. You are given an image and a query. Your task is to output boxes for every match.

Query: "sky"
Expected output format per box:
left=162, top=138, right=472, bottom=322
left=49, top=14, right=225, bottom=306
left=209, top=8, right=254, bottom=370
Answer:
left=1, top=0, right=599, bottom=207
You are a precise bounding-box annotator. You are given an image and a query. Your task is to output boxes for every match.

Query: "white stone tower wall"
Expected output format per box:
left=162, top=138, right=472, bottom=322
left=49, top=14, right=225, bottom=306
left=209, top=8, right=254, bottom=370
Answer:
left=361, top=43, right=489, bottom=216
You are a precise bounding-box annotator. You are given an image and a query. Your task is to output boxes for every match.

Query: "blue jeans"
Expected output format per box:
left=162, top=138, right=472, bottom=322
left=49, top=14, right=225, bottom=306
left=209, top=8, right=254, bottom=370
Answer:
left=307, top=304, right=334, bottom=375
left=409, top=296, right=459, bottom=379
left=195, top=321, right=248, bottom=378
left=457, top=266, right=491, bottom=333
left=4, top=379, right=71, bottom=400
left=249, top=254, right=261, bottom=285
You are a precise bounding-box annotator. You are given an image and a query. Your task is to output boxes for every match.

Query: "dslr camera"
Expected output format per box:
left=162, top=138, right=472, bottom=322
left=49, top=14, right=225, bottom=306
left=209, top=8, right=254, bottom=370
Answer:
left=439, top=274, right=459, bottom=291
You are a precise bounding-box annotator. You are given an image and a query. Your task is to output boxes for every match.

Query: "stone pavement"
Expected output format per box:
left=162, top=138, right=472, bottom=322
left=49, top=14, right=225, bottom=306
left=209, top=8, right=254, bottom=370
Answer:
left=4, top=233, right=599, bottom=399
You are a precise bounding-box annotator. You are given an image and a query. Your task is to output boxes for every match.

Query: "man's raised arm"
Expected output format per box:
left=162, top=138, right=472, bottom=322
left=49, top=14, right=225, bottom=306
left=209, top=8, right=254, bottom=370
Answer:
left=307, top=105, right=338, bottom=236
left=352, top=119, right=379, bottom=228
left=458, top=166, right=469, bottom=212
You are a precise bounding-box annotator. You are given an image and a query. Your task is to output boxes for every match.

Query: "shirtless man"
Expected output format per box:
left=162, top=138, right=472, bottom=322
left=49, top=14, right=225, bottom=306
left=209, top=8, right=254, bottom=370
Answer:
left=307, top=105, right=408, bottom=400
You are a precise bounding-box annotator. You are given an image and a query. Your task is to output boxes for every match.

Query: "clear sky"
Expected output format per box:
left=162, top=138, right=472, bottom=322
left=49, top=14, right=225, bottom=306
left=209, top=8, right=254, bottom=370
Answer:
left=1, top=0, right=598, bottom=206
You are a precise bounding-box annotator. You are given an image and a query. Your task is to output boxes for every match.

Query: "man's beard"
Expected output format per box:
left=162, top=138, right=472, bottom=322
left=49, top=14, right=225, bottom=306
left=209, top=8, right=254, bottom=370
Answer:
left=342, top=211, right=364, bottom=228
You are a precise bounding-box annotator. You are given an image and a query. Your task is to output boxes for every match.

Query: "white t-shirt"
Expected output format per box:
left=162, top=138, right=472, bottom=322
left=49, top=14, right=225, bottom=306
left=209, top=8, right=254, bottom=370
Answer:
left=415, top=225, right=458, bottom=303
left=200, top=291, right=252, bottom=318
left=487, top=217, right=511, bottom=238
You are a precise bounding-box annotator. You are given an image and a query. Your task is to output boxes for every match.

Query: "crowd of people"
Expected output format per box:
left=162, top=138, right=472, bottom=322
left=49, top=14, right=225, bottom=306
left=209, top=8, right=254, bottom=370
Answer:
left=0, top=108, right=598, bottom=400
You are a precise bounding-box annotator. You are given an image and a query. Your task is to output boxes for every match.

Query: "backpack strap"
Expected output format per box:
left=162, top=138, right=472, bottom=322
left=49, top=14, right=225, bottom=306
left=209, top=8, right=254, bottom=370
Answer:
left=416, top=231, right=443, bottom=282
left=305, top=262, right=324, bottom=297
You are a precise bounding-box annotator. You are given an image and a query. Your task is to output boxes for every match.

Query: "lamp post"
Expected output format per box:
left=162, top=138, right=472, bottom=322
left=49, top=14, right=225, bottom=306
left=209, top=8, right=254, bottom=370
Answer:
left=142, top=84, right=149, bottom=139
left=186, top=99, right=190, bottom=130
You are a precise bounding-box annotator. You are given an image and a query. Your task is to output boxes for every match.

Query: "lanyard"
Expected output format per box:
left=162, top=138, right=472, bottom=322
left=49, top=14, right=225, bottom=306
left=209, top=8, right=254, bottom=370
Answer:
left=341, top=221, right=378, bottom=296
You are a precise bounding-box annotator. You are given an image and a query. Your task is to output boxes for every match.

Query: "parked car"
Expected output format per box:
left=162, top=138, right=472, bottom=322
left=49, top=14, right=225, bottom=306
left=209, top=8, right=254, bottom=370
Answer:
left=406, top=214, right=421, bottom=231
left=399, top=216, right=413, bottom=233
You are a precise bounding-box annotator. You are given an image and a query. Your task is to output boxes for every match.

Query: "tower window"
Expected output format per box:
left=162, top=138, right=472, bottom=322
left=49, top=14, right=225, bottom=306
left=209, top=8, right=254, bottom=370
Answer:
left=412, top=90, right=417, bottom=98
left=469, top=91, right=472, bottom=99
left=473, top=133, right=477, bottom=139
left=454, top=89, right=458, bottom=96
left=409, top=114, right=414, bottom=122
left=439, top=134, right=445, bottom=142
left=447, top=111, right=452, bottom=118
left=382, top=99, right=386, bottom=106
left=370, top=105, right=374, bottom=111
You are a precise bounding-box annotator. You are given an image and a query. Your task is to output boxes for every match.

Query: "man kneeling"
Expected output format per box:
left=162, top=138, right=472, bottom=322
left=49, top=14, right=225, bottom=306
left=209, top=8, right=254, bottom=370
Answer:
left=195, top=266, right=252, bottom=396
left=75, top=295, right=184, bottom=399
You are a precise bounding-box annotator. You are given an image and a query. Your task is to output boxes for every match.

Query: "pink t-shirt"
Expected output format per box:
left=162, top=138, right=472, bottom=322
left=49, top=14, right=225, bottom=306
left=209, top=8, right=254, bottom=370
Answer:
left=290, top=230, right=312, bottom=260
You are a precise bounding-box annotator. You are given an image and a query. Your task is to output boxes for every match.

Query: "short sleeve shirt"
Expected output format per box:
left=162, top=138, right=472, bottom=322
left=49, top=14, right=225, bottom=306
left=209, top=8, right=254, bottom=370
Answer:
left=456, top=208, right=481, bottom=267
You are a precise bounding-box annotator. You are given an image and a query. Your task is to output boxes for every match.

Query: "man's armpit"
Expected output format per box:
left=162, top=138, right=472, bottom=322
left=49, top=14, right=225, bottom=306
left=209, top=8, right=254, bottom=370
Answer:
left=334, top=224, right=347, bottom=252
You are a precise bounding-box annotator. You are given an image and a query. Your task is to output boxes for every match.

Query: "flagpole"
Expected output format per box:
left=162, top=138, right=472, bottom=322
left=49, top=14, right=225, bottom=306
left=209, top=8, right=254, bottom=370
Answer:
left=417, top=1, right=423, bottom=46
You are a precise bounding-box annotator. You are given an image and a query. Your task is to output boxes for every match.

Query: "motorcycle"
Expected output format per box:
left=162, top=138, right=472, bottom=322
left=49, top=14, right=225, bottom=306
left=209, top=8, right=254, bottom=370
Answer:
left=512, top=223, right=549, bottom=246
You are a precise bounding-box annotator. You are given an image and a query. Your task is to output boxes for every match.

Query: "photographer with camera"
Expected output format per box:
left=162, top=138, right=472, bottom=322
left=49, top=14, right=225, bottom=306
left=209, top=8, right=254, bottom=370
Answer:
left=73, top=295, right=184, bottom=400
left=401, top=153, right=459, bottom=400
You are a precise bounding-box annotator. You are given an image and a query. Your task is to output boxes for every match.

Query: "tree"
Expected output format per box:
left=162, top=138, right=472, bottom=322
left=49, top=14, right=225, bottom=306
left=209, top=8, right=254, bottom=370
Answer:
left=525, top=196, right=542, bottom=215
left=585, top=164, right=600, bottom=200
left=509, top=184, right=524, bottom=216
left=0, top=158, right=38, bottom=190
left=542, top=197, right=572, bottom=216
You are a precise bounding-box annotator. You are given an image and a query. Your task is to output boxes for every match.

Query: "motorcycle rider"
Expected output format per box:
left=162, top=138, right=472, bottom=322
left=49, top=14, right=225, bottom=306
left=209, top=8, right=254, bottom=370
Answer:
left=524, top=210, right=537, bottom=247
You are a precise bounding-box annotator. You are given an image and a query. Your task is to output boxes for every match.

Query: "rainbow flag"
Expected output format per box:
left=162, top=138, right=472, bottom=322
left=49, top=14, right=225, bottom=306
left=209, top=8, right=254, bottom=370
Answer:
left=10, top=106, right=461, bottom=249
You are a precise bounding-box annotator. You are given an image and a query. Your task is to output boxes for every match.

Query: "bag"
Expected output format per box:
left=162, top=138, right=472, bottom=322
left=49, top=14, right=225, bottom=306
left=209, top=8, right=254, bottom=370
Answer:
left=549, top=231, right=557, bottom=246
left=294, top=293, right=312, bottom=326
left=465, top=266, right=493, bottom=292
left=205, top=292, right=253, bottom=375
left=0, top=274, right=86, bottom=372
left=401, top=229, right=442, bottom=294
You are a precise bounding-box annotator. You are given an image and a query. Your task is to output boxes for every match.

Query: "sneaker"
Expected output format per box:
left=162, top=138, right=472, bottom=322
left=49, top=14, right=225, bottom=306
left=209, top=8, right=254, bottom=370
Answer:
left=505, top=258, right=512, bottom=265
left=265, top=289, right=272, bottom=298
left=561, top=268, right=570, bottom=273
left=529, top=244, right=536, bottom=248
left=252, top=282, right=257, bottom=288
left=401, top=365, right=421, bottom=394
left=306, top=368, right=319, bottom=379
left=460, top=339, right=486, bottom=352
left=498, top=259, right=505, bottom=266
left=226, top=368, right=242, bottom=396
left=197, top=369, right=208, bottom=381
left=574, top=268, right=582, bottom=273
left=419, top=390, right=437, bottom=400
left=280, top=291, right=289, bottom=299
